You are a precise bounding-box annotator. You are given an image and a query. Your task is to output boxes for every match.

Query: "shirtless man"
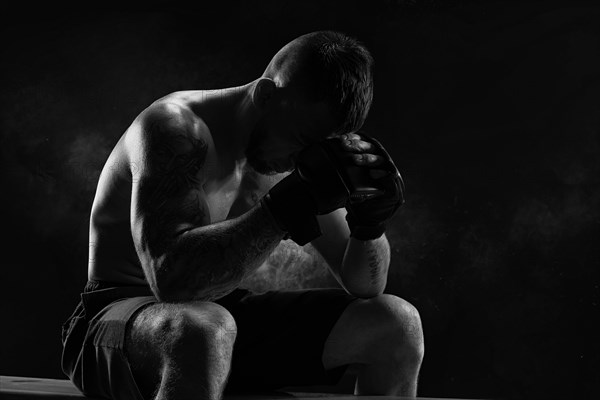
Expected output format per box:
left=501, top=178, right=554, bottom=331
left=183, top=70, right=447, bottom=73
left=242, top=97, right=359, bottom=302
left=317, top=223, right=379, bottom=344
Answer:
left=61, top=31, right=424, bottom=400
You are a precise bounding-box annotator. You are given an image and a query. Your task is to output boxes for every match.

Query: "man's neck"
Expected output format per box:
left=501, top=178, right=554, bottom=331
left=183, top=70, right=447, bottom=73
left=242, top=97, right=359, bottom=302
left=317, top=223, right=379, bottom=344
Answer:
left=190, top=81, right=259, bottom=165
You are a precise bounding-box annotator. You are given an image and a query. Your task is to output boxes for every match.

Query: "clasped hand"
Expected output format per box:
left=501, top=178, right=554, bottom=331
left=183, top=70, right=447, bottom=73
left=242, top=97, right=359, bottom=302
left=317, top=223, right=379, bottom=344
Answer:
left=333, top=132, right=405, bottom=240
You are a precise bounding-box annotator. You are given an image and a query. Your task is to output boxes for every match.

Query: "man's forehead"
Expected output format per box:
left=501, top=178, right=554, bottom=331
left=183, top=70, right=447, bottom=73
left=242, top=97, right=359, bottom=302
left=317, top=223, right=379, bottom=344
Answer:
left=278, top=86, right=327, bottom=112
left=274, top=85, right=338, bottom=132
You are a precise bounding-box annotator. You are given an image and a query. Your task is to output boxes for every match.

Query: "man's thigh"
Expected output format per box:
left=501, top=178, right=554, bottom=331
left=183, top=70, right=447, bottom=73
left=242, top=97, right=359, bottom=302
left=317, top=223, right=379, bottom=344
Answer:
left=123, top=287, right=357, bottom=395
left=62, top=290, right=157, bottom=400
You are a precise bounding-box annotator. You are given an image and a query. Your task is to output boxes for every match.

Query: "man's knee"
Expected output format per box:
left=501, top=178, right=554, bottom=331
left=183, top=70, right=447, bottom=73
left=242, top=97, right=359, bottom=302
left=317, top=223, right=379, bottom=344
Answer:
left=362, top=294, right=424, bottom=363
left=152, top=302, right=237, bottom=361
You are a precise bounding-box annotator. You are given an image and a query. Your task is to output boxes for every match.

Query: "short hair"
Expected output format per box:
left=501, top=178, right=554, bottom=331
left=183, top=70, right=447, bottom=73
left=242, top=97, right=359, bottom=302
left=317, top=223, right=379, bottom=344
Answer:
left=264, top=31, right=374, bottom=135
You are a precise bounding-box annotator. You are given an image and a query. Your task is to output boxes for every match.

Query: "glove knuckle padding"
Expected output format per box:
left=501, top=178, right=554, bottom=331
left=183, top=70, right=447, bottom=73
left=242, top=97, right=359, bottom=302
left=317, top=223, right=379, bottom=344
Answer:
left=345, top=133, right=406, bottom=240
left=359, top=133, right=405, bottom=206
left=322, top=138, right=385, bottom=203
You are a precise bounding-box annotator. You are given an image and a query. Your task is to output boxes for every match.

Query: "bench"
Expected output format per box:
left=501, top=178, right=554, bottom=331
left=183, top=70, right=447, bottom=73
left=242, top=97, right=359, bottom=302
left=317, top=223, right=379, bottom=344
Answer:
left=1, top=375, right=461, bottom=400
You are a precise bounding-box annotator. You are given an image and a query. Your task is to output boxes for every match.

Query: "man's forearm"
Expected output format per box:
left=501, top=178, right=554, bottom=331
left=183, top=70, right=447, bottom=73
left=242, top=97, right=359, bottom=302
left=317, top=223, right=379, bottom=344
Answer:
left=340, top=234, right=391, bottom=298
left=155, top=201, right=285, bottom=301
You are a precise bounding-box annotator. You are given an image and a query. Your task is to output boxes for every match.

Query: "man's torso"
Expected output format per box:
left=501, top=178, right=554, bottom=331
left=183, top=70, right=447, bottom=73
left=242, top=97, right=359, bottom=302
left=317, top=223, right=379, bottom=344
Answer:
left=87, top=91, right=285, bottom=285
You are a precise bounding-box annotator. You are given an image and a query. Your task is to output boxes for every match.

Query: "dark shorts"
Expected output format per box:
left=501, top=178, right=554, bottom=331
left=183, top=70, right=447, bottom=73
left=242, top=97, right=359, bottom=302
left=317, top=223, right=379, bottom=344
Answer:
left=61, top=280, right=357, bottom=400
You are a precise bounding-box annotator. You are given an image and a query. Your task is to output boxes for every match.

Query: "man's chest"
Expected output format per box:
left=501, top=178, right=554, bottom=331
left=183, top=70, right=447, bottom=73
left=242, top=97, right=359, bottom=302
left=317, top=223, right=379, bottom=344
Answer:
left=204, top=167, right=287, bottom=222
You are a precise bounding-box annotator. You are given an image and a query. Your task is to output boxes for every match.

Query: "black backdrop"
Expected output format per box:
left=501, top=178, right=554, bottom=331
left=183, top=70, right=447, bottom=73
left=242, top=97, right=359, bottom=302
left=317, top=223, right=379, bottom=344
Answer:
left=1, top=1, right=599, bottom=399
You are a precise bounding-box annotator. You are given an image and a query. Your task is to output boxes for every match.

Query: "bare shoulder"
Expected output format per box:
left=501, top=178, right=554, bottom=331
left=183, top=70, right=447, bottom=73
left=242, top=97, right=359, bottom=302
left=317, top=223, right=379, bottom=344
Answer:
left=127, top=99, right=214, bottom=271
left=124, top=100, right=211, bottom=177
left=130, top=100, right=209, bottom=152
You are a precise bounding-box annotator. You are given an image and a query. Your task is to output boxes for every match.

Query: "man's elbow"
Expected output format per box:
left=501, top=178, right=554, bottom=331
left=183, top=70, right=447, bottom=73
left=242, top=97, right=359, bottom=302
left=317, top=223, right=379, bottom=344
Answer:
left=346, top=287, right=386, bottom=299
left=153, top=262, right=239, bottom=303
left=148, top=256, right=194, bottom=302
left=154, top=280, right=236, bottom=303
left=341, top=276, right=387, bottom=299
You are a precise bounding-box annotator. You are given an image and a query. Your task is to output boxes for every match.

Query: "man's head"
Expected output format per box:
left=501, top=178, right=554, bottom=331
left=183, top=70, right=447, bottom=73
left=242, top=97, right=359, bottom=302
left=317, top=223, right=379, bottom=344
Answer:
left=246, top=30, right=374, bottom=174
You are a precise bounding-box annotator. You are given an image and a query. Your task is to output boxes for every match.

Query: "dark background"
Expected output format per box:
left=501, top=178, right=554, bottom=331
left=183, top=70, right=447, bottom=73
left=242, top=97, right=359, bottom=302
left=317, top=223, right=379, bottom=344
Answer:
left=1, top=1, right=599, bottom=399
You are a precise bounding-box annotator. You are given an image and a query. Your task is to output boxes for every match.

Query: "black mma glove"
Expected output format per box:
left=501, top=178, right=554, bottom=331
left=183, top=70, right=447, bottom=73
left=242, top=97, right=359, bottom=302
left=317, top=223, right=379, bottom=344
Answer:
left=345, top=134, right=405, bottom=240
left=261, top=138, right=355, bottom=245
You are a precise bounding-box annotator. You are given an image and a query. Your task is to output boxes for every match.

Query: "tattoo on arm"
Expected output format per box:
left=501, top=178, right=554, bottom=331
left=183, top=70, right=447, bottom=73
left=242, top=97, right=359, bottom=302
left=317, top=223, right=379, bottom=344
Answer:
left=135, top=106, right=284, bottom=301
left=367, top=248, right=381, bottom=285
left=162, top=203, right=282, bottom=301
left=369, top=254, right=379, bottom=285
left=138, top=115, right=209, bottom=259
left=341, top=236, right=391, bottom=296
left=364, top=239, right=390, bottom=286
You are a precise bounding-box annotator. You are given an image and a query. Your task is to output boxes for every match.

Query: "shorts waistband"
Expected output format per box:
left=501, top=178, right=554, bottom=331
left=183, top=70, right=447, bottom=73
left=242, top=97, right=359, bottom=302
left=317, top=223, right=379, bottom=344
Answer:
left=81, top=280, right=155, bottom=318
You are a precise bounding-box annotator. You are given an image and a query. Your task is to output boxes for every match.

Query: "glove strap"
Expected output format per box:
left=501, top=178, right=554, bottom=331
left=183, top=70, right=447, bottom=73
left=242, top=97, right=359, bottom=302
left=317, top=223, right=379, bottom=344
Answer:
left=346, top=212, right=386, bottom=241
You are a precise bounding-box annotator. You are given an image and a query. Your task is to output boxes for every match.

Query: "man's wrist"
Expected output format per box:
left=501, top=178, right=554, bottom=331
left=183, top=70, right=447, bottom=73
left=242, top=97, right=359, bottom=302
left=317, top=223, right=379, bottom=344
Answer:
left=349, top=224, right=386, bottom=241
left=345, top=211, right=386, bottom=240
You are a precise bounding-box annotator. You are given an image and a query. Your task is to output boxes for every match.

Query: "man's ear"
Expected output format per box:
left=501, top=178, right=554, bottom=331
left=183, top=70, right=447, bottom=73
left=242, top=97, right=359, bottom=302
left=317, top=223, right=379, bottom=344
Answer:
left=252, top=78, right=276, bottom=109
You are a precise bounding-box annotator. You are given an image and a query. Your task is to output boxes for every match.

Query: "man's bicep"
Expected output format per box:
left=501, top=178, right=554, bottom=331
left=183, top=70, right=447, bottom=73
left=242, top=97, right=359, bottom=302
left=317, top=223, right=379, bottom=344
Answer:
left=131, top=177, right=210, bottom=255
left=128, top=104, right=211, bottom=280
